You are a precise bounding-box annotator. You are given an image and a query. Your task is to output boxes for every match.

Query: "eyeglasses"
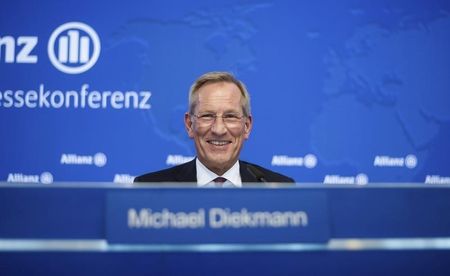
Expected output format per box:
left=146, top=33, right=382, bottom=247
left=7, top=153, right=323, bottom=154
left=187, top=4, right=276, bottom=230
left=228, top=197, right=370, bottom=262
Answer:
left=191, top=113, right=246, bottom=127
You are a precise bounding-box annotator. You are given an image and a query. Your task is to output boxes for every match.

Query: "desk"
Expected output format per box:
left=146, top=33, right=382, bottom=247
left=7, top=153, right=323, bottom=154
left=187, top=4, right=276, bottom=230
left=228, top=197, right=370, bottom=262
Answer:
left=1, top=183, right=449, bottom=275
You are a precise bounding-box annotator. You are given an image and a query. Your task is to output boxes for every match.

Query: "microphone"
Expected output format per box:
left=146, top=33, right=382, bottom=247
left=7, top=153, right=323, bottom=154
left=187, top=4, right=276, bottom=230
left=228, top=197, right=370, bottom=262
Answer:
left=246, top=165, right=267, bottom=183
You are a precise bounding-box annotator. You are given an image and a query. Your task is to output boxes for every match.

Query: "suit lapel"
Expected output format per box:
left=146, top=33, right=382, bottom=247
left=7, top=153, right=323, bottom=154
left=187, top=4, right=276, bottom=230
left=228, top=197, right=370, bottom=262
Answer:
left=239, top=161, right=257, bottom=183
left=175, top=158, right=197, bottom=182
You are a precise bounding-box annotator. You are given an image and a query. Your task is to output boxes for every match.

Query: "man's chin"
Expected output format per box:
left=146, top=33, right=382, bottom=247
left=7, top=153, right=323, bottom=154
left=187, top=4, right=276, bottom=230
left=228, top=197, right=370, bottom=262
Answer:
left=204, top=156, right=236, bottom=171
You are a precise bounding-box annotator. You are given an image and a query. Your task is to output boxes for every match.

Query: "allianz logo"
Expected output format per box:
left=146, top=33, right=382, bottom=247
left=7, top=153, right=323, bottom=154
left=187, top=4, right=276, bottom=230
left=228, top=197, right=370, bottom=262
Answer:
left=425, top=175, right=450, bottom=184
left=323, top=173, right=369, bottom=185
left=7, top=172, right=53, bottom=184
left=113, top=174, right=135, bottom=184
left=373, top=154, right=417, bottom=169
left=271, top=154, right=317, bottom=168
left=166, top=155, right=195, bottom=166
left=60, top=152, right=107, bottom=167
left=0, top=22, right=100, bottom=74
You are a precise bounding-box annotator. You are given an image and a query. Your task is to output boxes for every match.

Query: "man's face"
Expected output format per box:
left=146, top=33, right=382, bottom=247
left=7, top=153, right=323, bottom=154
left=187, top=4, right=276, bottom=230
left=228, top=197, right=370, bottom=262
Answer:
left=185, top=82, right=252, bottom=175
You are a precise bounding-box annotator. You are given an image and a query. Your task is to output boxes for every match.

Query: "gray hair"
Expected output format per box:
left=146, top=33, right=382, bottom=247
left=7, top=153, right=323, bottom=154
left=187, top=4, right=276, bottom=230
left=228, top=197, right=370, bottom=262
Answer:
left=188, top=71, right=251, bottom=116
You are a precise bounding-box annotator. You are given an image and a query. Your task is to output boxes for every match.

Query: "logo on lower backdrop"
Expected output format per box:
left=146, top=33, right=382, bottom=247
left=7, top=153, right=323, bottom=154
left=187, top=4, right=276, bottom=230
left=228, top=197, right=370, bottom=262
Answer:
left=271, top=154, right=317, bottom=168
left=323, top=173, right=369, bottom=185
left=6, top=171, right=53, bottom=184
left=60, top=152, right=107, bottom=167
left=373, top=154, right=417, bottom=169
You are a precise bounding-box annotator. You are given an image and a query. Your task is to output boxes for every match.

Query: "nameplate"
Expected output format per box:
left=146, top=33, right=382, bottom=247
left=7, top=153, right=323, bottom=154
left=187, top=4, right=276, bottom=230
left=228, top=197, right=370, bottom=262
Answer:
left=106, top=188, right=330, bottom=244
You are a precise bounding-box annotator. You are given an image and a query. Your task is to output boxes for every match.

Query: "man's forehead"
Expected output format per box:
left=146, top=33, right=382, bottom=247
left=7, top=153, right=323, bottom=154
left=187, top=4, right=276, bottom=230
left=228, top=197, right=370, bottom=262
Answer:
left=196, top=83, right=241, bottom=101
left=197, top=81, right=240, bottom=94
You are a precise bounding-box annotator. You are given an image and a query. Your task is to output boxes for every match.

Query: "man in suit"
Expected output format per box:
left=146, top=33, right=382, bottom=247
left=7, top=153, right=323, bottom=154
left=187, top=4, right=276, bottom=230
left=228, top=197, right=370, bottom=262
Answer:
left=134, top=71, right=294, bottom=186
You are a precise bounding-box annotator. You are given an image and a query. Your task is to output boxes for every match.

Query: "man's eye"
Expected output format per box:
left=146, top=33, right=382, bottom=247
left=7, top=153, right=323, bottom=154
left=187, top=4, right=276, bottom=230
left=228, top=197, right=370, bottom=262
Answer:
left=200, top=114, right=215, bottom=119
left=223, top=114, right=239, bottom=119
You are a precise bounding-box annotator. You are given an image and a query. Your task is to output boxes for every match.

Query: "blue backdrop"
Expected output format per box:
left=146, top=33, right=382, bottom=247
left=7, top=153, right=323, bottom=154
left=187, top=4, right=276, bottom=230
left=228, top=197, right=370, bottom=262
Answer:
left=1, top=0, right=449, bottom=184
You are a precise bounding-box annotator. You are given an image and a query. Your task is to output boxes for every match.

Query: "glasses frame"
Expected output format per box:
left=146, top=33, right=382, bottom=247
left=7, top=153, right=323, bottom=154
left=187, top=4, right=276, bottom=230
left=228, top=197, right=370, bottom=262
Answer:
left=191, top=112, right=247, bottom=127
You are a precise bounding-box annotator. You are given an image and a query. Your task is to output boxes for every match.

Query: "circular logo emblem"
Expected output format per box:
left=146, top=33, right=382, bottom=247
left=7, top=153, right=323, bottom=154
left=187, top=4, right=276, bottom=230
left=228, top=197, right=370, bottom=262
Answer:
left=94, top=152, right=107, bottom=167
left=48, top=22, right=101, bottom=74
left=405, top=154, right=417, bottom=169
left=304, top=154, right=317, bottom=169
left=355, top=173, right=369, bottom=185
left=40, top=172, right=54, bottom=184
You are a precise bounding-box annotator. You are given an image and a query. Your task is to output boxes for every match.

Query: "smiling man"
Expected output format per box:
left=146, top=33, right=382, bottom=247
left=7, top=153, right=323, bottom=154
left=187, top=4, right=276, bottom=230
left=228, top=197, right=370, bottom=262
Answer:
left=134, top=72, right=294, bottom=187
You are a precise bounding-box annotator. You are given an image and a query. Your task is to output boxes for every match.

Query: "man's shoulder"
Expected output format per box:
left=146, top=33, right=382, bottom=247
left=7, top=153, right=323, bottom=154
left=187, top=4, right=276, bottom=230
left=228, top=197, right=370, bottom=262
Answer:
left=240, top=160, right=295, bottom=183
left=133, top=166, right=179, bottom=183
left=134, top=160, right=196, bottom=183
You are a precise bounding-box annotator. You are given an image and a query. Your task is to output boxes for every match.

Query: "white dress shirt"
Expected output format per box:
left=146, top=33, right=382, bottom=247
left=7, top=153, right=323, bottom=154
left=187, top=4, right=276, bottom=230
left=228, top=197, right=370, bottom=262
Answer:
left=196, top=158, right=242, bottom=188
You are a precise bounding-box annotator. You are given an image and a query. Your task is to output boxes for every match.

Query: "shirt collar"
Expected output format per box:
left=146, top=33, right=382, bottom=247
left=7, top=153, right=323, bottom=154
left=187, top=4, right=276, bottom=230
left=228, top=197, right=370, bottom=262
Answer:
left=196, top=158, right=242, bottom=187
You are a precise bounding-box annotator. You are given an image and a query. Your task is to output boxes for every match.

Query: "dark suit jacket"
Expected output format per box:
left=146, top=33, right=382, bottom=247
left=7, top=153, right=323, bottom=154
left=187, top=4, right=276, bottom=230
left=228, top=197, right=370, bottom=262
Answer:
left=134, top=159, right=294, bottom=184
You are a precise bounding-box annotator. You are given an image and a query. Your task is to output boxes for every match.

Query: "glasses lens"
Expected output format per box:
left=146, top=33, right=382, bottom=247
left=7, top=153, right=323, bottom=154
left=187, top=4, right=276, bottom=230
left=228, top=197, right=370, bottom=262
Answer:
left=194, top=113, right=244, bottom=127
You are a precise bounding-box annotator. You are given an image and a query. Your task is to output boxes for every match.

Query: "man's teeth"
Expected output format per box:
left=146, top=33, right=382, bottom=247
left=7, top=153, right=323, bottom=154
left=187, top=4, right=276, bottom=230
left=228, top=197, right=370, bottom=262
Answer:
left=209, top=140, right=229, bottom=146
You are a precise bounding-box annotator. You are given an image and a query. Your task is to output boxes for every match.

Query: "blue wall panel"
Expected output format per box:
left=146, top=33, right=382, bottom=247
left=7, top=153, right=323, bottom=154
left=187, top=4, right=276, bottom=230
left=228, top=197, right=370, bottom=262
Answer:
left=1, top=0, right=449, bottom=184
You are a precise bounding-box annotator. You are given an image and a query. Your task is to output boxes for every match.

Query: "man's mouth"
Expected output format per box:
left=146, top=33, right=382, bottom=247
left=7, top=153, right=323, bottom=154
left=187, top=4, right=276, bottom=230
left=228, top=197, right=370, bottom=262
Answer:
left=207, top=140, right=231, bottom=146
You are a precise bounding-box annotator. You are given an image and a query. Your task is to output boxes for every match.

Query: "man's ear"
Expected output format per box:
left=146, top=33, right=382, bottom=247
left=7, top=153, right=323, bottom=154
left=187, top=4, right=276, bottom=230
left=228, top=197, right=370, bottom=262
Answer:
left=185, top=113, right=194, bottom=138
left=244, top=115, right=253, bottom=139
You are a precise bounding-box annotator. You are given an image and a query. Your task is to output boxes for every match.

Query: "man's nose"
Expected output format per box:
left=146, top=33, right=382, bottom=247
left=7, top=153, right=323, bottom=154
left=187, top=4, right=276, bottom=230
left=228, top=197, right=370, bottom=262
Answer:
left=211, top=116, right=227, bottom=135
